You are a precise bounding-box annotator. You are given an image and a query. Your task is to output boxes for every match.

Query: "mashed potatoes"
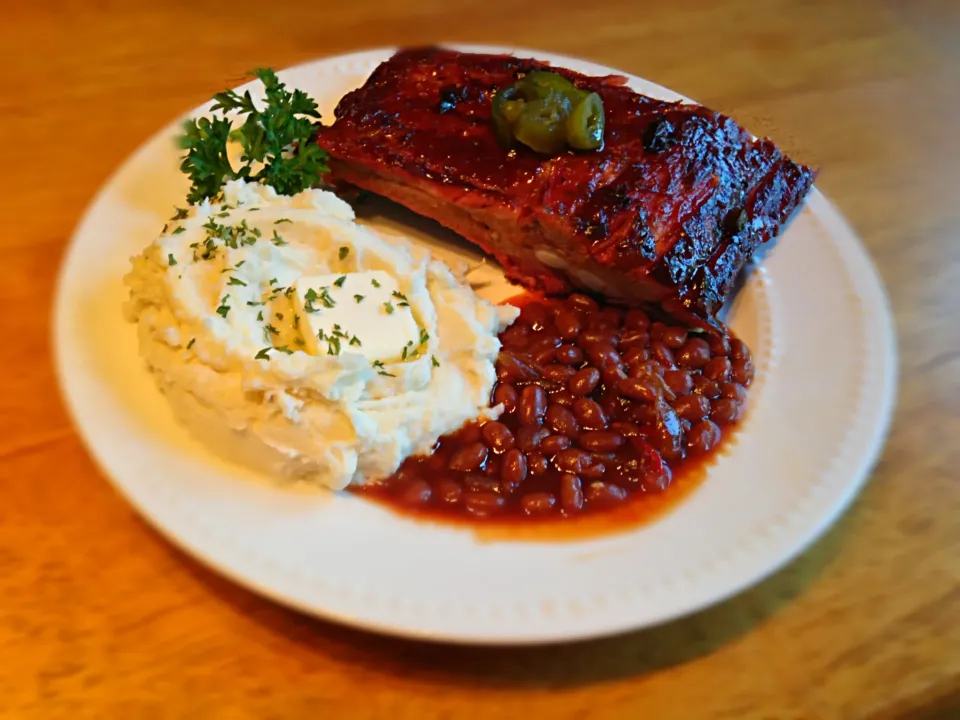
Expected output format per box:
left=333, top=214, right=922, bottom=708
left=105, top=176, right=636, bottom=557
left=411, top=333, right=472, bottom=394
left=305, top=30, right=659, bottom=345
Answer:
left=124, top=180, right=518, bottom=489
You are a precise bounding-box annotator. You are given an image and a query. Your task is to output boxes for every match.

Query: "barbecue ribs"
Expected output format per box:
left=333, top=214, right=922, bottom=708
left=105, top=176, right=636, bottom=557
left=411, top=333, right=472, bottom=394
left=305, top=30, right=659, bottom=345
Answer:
left=316, top=47, right=815, bottom=328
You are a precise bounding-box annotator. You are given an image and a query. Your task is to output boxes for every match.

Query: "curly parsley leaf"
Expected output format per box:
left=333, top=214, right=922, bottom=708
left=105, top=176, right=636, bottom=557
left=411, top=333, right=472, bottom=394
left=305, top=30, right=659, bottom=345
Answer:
left=178, top=68, right=328, bottom=205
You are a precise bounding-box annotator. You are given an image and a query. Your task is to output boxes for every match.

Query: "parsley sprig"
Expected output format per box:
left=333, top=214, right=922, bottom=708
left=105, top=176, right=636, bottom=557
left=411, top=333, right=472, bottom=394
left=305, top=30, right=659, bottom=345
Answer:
left=178, top=69, right=329, bottom=205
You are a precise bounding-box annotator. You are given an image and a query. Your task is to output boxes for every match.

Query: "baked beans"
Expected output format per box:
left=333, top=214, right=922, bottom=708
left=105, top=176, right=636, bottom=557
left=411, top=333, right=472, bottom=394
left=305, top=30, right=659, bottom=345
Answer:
left=355, top=295, right=753, bottom=521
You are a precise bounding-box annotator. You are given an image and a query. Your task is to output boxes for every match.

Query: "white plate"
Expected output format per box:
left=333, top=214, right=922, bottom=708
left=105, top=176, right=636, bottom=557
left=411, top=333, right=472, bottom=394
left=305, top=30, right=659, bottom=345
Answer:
left=53, top=45, right=897, bottom=644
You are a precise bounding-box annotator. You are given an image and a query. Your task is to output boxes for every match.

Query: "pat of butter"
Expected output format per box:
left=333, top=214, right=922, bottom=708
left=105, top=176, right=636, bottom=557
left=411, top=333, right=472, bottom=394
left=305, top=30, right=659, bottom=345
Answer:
left=293, top=271, right=421, bottom=362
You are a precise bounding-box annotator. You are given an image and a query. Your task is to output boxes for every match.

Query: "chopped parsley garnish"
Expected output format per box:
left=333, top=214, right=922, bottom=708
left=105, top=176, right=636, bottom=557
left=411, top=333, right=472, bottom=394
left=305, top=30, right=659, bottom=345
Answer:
left=275, top=218, right=292, bottom=225
left=326, top=336, right=342, bottom=356
left=383, top=301, right=394, bottom=315
left=276, top=345, right=294, bottom=355
left=216, top=303, right=230, bottom=318
left=349, top=335, right=362, bottom=347
left=401, top=342, right=412, bottom=361
left=168, top=253, right=178, bottom=266
left=294, top=337, right=305, bottom=346
left=257, top=310, right=264, bottom=321
left=177, top=68, right=328, bottom=205
left=354, top=294, right=364, bottom=303
left=235, top=260, right=245, bottom=267
left=271, top=230, right=287, bottom=246
left=255, top=348, right=272, bottom=360
left=265, top=324, right=279, bottom=336
left=227, top=276, right=247, bottom=286
left=303, top=288, right=318, bottom=313
left=418, top=328, right=430, bottom=345
left=333, top=276, right=346, bottom=288
left=217, top=210, right=230, bottom=218
left=338, top=246, right=349, bottom=261
left=293, top=314, right=300, bottom=329
left=186, top=338, right=196, bottom=350
left=246, top=300, right=264, bottom=306
left=275, top=312, right=284, bottom=320
left=372, top=360, right=396, bottom=377
left=392, top=290, right=407, bottom=302
left=371, top=278, right=381, bottom=288
left=172, top=207, right=189, bottom=220
left=171, top=226, right=186, bottom=235
left=318, top=288, right=336, bottom=308
left=432, top=355, right=440, bottom=368
left=269, top=277, right=278, bottom=285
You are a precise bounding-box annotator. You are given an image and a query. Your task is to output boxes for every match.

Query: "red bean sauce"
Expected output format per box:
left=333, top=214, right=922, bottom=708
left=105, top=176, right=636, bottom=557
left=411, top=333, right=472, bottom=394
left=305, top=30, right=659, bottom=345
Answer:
left=353, top=294, right=754, bottom=523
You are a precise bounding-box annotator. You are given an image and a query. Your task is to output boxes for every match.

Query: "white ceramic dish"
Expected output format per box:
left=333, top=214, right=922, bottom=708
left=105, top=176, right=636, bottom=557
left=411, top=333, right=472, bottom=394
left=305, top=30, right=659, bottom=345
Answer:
left=53, top=45, right=896, bottom=645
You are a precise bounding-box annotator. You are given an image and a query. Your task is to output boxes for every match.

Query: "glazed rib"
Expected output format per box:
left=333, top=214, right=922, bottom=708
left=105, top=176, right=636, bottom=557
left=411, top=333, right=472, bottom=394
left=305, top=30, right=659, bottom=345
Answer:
left=316, top=47, right=815, bottom=327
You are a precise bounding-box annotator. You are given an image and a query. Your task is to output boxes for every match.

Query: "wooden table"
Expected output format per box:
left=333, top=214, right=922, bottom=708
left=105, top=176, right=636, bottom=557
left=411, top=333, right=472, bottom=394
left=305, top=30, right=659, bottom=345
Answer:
left=2, top=0, right=958, bottom=717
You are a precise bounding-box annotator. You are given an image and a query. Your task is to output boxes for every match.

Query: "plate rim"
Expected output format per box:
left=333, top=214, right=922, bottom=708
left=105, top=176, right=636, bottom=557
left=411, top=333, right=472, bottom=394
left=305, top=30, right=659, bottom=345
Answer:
left=52, top=44, right=898, bottom=645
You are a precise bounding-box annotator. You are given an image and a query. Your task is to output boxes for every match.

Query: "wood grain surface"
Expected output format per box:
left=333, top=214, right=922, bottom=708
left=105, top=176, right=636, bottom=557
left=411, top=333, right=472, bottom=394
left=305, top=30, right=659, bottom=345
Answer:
left=2, top=0, right=958, bottom=717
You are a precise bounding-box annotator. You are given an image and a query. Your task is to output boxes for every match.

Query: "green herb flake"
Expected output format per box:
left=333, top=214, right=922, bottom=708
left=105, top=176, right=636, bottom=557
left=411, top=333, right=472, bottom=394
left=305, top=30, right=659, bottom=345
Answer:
left=274, top=218, right=293, bottom=225
left=228, top=276, right=247, bottom=286
left=271, top=230, right=287, bottom=246
left=353, top=294, right=364, bottom=303
left=235, top=260, right=245, bottom=267
left=293, top=314, right=300, bottom=329
left=371, top=359, right=396, bottom=377
left=418, top=328, right=430, bottom=346
left=431, top=355, right=440, bottom=368
left=349, top=335, right=362, bottom=347
left=186, top=338, right=196, bottom=350
left=294, top=337, right=305, bottom=346
left=167, top=253, right=178, bottom=266
left=318, top=288, right=335, bottom=308
left=172, top=207, right=189, bottom=220
left=216, top=303, right=230, bottom=318
left=383, top=301, right=394, bottom=315
left=171, top=226, right=186, bottom=235
left=333, top=276, right=346, bottom=288
left=265, top=324, right=279, bottom=336
left=371, top=278, right=381, bottom=288
left=255, top=347, right=272, bottom=360
left=276, top=345, right=294, bottom=355
left=270, top=277, right=279, bottom=286
left=257, top=310, right=264, bottom=321
left=338, top=246, right=349, bottom=261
